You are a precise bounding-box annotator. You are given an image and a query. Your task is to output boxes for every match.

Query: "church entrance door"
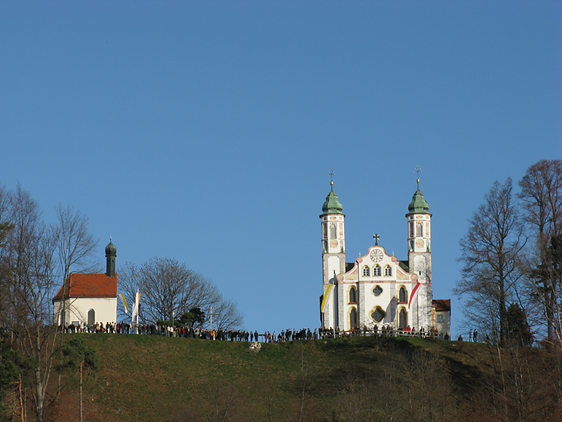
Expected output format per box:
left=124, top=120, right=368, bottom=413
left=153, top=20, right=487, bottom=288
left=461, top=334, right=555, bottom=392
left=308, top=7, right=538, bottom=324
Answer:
left=88, top=309, right=95, bottom=326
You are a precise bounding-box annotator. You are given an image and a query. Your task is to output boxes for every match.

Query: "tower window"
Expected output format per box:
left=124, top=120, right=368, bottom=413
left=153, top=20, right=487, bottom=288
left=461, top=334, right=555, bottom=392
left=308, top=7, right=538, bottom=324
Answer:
left=416, top=222, right=423, bottom=237
left=384, top=265, right=392, bottom=276
left=349, top=287, right=357, bottom=303
left=330, top=223, right=337, bottom=239
left=409, top=222, right=414, bottom=237
left=398, top=287, right=408, bottom=304
left=362, top=266, right=370, bottom=277
left=373, top=265, right=381, bottom=276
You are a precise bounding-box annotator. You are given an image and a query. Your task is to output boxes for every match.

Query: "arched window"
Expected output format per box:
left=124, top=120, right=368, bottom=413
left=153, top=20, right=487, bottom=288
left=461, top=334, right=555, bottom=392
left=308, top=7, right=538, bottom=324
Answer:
left=322, top=224, right=327, bottom=239
left=349, top=287, right=357, bottom=303
left=384, top=265, right=392, bottom=276
left=399, top=308, right=407, bottom=330
left=88, top=309, right=95, bottom=326
left=362, top=266, right=370, bottom=277
left=416, top=222, right=423, bottom=237
left=330, top=223, right=337, bottom=239
left=373, top=265, right=381, bottom=276
left=399, top=287, right=407, bottom=303
left=409, top=222, right=414, bottom=237
left=350, top=308, right=358, bottom=329
left=371, top=306, right=385, bottom=323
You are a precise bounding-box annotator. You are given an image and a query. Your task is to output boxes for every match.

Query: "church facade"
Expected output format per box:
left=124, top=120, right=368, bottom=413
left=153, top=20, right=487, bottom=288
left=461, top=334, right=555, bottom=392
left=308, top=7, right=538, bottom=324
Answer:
left=320, top=178, right=444, bottom=334
left=53, top=240, right=118, bottom=327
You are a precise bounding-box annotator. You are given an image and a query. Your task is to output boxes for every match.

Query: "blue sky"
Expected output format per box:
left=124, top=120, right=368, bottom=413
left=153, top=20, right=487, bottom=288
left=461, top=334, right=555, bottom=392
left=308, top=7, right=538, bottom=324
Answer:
left=1, top=1, right=560, bottom=337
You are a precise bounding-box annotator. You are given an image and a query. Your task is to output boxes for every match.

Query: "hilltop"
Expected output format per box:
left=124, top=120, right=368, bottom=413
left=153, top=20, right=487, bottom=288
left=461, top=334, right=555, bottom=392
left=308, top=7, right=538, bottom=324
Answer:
left=43, top=334, right=561, bottom=422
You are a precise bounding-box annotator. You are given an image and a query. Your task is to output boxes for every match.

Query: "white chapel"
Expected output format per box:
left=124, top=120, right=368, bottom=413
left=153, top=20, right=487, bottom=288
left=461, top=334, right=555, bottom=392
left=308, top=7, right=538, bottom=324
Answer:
left=320, top=176, right=450, bottom=336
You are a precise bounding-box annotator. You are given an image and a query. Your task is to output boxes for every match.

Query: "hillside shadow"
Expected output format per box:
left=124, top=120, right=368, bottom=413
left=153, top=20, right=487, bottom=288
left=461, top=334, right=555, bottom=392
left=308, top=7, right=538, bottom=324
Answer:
left=441, top=343, right=485, bottom=395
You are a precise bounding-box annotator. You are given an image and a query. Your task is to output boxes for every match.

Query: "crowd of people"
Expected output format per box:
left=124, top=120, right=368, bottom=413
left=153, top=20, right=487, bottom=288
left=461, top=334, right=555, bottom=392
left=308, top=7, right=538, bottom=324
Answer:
left=60, top=321, right=448, bottom=341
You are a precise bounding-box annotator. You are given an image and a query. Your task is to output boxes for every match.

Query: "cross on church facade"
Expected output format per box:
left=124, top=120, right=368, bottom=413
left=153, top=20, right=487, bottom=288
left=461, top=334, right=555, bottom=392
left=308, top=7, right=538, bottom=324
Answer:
left=373, top=233, right=380, bottom=246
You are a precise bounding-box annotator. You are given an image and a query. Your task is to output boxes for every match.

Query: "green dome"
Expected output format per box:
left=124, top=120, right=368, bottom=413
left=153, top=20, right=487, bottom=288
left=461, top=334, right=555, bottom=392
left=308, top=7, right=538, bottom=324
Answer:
left=321, top=183, right=344, bottom=216
left=407, top=189, right=430, bottom=215
left=105, top=240, right=117, bottom=256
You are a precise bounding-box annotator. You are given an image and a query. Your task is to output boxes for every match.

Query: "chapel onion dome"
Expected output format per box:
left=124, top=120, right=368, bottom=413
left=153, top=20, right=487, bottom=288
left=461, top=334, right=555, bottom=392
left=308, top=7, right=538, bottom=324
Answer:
left=407, top=189, right=430, bottom=215
left=105, top=239, right=117, bottom=256
left=320, top=181, right=344, bottom=217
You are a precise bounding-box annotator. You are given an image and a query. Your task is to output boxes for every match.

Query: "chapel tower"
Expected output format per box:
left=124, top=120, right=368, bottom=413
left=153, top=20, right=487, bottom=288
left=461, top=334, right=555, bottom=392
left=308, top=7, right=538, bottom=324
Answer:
left=320, top=177, right=345, bottom=328
left=105, top=239, right=117, bottom=277
left=406, top=175, right=433, bottom=328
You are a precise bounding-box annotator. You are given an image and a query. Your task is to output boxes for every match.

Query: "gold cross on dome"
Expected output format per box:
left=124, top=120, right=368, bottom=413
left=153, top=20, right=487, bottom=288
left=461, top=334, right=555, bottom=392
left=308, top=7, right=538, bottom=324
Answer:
left=415, top=166, right=422, bottom=188
left=329, top=169, right=335, bottom=190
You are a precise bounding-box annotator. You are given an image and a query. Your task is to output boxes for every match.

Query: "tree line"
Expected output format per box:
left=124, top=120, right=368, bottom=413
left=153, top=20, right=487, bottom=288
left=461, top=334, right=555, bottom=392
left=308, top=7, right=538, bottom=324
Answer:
left=456, top=159, right=562, bottom=347
left=118, top=258, right=243, bottom=330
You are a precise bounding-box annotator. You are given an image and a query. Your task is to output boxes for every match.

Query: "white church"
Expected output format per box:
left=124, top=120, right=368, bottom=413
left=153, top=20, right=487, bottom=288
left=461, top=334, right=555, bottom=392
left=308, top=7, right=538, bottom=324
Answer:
left=53, top=240, right=118, bottom=327
left=320, top=176, right=450, bottom=336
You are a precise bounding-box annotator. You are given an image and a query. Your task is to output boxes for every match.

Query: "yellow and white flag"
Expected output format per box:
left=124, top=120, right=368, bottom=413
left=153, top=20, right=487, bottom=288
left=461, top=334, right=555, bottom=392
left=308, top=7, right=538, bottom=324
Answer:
left=118, top=293, right=129, bottom=313
left=321, top=284, right=334, bottom=313
left=131, top=290, right=141, bottom=324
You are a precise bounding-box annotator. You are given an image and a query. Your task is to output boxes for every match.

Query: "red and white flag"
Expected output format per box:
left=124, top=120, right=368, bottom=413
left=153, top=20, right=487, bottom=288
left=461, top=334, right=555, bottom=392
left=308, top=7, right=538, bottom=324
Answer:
left=408, top=282, right=421, bottom=309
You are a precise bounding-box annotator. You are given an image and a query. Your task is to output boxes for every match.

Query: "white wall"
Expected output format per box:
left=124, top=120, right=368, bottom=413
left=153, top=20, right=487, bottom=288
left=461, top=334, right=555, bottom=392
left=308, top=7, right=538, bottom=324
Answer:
left=53, top=297, right=117, bottom=326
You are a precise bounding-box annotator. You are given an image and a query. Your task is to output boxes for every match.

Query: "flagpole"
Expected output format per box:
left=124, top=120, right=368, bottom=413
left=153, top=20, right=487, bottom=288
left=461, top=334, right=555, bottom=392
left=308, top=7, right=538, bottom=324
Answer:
left=136, top=291, right=140, bottom=334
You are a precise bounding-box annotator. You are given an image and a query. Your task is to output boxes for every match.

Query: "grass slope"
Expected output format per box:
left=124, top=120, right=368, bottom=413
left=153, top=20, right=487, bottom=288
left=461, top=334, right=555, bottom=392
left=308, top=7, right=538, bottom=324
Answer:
left=45, top=334, right=559, bottom=422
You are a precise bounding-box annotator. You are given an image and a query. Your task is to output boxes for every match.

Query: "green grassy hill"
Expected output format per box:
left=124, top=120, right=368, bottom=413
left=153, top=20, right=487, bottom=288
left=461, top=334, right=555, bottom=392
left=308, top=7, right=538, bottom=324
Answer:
left=46, top=334, right=561, bottom=422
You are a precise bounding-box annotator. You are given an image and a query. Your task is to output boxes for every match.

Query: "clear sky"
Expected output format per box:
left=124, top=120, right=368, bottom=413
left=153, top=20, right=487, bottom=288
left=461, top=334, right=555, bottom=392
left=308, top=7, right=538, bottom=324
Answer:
left=1, top=1, right=560, bottom=337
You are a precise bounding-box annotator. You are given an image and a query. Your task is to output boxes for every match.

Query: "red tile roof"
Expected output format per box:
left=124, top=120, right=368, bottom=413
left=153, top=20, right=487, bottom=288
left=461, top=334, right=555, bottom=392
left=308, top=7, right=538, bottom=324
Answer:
left=432, top=299, right=451, bottom=312
left=53, top=273, right=117, bottom=301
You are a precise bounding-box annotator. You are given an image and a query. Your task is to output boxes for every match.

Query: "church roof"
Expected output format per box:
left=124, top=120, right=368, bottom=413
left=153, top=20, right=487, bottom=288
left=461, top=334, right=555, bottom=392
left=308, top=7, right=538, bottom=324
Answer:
left=432, top=299, right=451, bottom=312
left=407, top=189, right=430, bottom=215
left=320, top=182, right=344, bottom=216
left=52, top=273, right=117, bottom=301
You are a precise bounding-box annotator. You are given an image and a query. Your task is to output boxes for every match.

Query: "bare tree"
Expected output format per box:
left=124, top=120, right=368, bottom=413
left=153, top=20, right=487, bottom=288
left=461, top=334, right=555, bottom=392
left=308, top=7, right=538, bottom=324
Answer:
left=118, top=258, right=243, bottom=329
left=0, top=184, right=14, bottom=321
left=209, top=298, right=243, bottom=330
left=53, top=203, right=98, bottom=327
left=518, top=159, right=562, bottom=343
left=456, top=178, right=526, bottom=345
left=0, top=186, right=98, bottom=422
left=1, top=186, right=59, bottom=422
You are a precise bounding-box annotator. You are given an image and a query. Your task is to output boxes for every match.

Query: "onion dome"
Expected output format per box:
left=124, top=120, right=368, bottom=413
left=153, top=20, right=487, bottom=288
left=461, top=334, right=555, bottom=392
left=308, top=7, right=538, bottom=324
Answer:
left=105, top=239, right=117, bottom=256
left=407, top=189, right=430, bottom=215
left=320, top=181, right=344, bottom=216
